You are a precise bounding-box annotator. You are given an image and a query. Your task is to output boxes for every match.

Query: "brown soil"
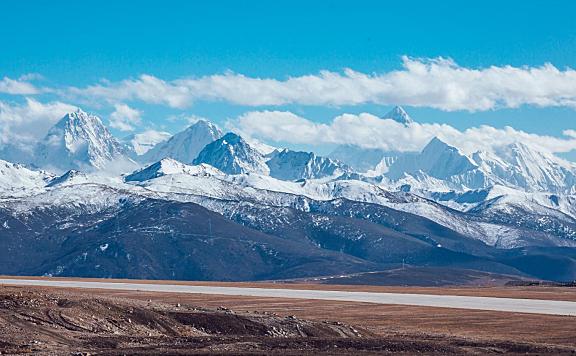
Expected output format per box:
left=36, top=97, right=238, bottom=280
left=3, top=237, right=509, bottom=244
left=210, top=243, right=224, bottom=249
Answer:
left=88, top=289, right=576, bottom=348
left=1, top=286, right=575, bottom=355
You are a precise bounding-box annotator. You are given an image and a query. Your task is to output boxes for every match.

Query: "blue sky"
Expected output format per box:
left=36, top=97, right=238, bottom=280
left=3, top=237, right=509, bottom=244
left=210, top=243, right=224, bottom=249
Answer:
left=1, top=0, right=576, bottom=159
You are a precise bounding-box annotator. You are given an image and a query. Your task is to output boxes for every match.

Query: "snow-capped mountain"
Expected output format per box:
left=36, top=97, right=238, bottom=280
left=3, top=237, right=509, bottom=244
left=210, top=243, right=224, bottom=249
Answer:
left=193, top=132, right=270, bottom=175
left=123, top=130, right=172, bottom=156
left=34, top=109, right=131, bottom=172
left=383, top=105, right=414, bottom=125
left=245, top=137, right=277, bottom=155
left=121, top=159, right=576, bottom=250
left=472, top=143, right=576, bottom=194
left=125, top=158, right=224, bottom=182
left=46, top=169, right=88, bottom=187
left=386, top=137, right=576, bottom=194
left=267, top=149, right=349, bottom=180
left=387, top=137, right=486, bottom=189
left=2, top=105, right=576, bottom=283
left=2, top=152, right=576, bottom=281
left=142, top=120, right=222, bottom=164
left=0, top=159, right=52, bottom=196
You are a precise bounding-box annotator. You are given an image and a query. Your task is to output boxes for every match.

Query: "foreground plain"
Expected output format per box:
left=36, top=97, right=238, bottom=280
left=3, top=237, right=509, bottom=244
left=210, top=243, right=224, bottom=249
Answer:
left=2, top=278, right=576, bottom=316
left=1, top=286, right=576, bottom=355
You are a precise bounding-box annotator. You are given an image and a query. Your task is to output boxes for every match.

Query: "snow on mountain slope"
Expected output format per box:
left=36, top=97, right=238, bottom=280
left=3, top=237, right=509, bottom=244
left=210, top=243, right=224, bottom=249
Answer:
left=472, top=143, right=576, bottom=194
left=34, top=109, right=131, bottom=172
left=387, top=137, right=487, bottom=188
left=193, top=132, right=270, bottom=175
left=123, top=130, right=171, bottom=156
left=2, top=152, right=570, bottom=251
left=245, top=137, right=277, bottom=155
left=123, top=164, right=509, bottom=247
left=428, top=184, right=576, bottom=219
left=266, top=149, right=349, bottom=180
left=366, top=156, right=399, bottom=176
left=0, top=159, right=52, bottom=197
left=467, top=195, right=576, bottom=247
left=0, top=181, right=142, bottom=214
left=142, top=120, right=222, bottom=164
left=144, top=164, right=575, bottom=248
left=46, top=170, right=89, bottom=187
left=387, top=137, right=576, bottom=195
left=125, top=158, right=224, bottom=182
left=383, top=105, right=414, bottom=125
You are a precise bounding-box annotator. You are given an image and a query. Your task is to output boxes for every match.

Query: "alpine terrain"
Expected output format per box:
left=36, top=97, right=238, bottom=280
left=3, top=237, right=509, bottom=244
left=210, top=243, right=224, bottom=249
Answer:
left=1, top=107, right=575, bottom=283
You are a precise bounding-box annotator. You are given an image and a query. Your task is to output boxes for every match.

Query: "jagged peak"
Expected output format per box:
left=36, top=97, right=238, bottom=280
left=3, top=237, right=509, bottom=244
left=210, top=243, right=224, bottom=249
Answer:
left=184, top=119, right=221, bottom=133
left=35, top=108, right=129, bottom=172
left=196, top=132, right=258, bottom=156
left=193, top=132, right=269, bottom=175
left=383, top=106, right=414, bottom=125
left=220, top=132, right=244, bottom=144
left=272, top=148, right=315, bottom=159
left=422, top=137, right=457, bottom=153
left=49, top=110, right=110, bottom=140
left=141, top=119, right=223, bottom=164
left=58, top=108, right=101, bottom=124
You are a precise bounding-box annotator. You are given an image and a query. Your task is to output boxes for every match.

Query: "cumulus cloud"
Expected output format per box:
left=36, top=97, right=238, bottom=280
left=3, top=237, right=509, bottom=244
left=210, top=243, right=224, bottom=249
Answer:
left=229, top=110, right=576, bottom=155
left=0, top=98, right=77, bottom=147
left=68, top=75, right=191, bottom=108
left=109, top=103, right=141, bottom=131
left=0, top=76, right=40, bottom=95
left=65, top=57, right=576, bottom=111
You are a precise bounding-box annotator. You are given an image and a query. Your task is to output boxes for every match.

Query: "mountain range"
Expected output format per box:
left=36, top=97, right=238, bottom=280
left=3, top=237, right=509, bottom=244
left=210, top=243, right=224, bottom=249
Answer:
left=0, top=107, right=575, bottom=283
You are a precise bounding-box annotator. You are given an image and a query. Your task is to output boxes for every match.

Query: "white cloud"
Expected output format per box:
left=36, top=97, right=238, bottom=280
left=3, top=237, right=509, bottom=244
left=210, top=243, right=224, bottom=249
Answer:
left=124, top=130, right=172, bottom=155
left=0, top=98, right=77, bottom=147
left=109, top=103, right=141, bottom=131
left=65, top=57, right=576, bottom=111
left=18, top=73, right=44, bottom=81
left=564, top=129, right=576, bottom=138
left=167, top=113, right=210, bottom=125
left=68, top=75, right=191, bottom=108
left=229, top=110, right=576, bottom=155
left=0, top=77, right=40, bottom=95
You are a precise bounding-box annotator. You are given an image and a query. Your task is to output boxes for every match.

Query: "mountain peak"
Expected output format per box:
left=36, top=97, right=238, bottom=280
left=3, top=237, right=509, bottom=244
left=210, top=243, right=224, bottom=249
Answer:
left=423, top=136, right=453, bottom=152
left=266, top=149, right=348, bottom=180
left=191, top=118, right=218, bottom=130
left=383, top=106, right=413, bottom=125
left=55, top=109, right=101, bottom=129
left=35, top=109, right=129, bottom=171
left=387, top=136, right=479, bottom=182
left=193, top=132, right=269, bottom=175
left=220, top=132, right=243, bottom=145
left=142, top=119, right=222, bottom=164
left=125, top=157, right=223, bottom=182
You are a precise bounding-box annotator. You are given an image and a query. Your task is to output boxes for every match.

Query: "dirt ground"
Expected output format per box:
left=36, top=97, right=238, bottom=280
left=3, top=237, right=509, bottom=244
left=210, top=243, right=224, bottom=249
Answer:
left=1, top=284, right=575, bottom=355
left=86, top=288, right=576, bottom=348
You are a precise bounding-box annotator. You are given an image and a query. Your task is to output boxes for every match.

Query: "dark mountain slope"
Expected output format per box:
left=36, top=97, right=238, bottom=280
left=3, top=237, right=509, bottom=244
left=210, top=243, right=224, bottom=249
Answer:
left=0, top=198, right=376, bottom=281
